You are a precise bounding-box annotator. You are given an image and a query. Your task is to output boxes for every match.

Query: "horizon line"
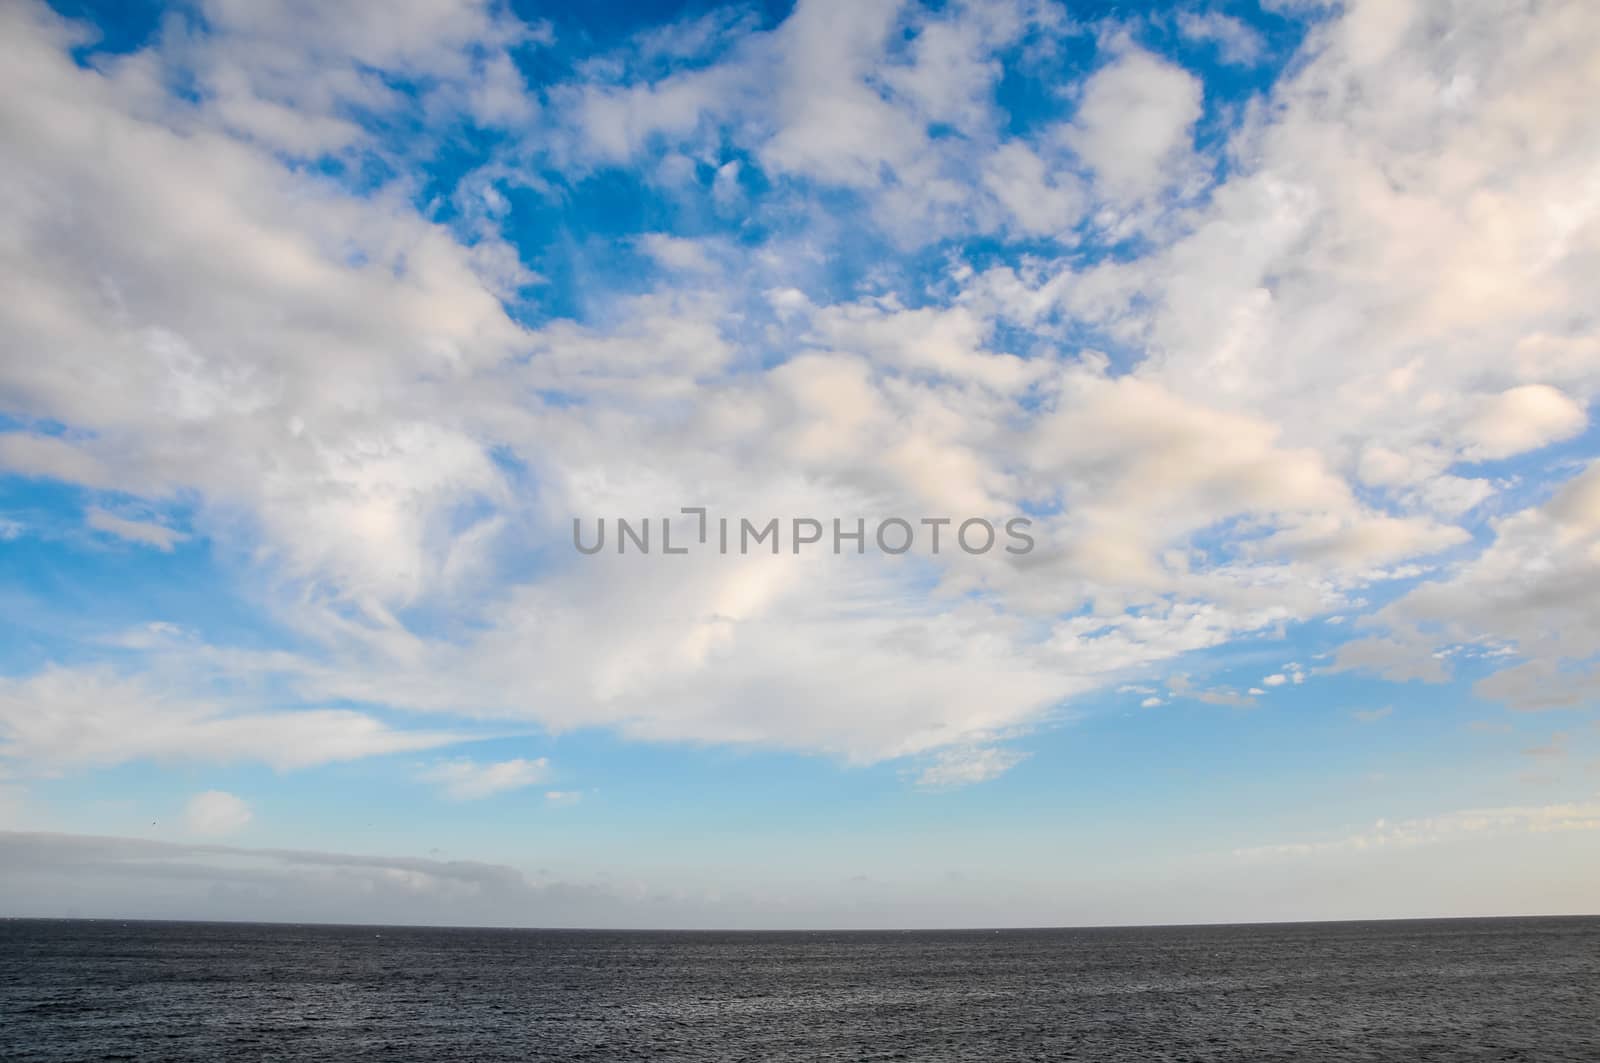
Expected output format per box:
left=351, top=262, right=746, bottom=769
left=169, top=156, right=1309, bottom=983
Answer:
left=7, top=912, right=1598, bottom=935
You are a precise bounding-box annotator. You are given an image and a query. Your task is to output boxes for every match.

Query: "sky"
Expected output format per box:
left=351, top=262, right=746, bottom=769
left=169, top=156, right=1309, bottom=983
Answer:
left=0, top=0, right=1597, bottom=929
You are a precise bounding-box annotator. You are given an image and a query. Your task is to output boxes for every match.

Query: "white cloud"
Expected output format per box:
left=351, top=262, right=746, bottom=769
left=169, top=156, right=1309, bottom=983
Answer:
left=758, top=0, right=919, bottom=188
left=421, top=758, right=550, bottom=801
left=85, top=508, right=187, bottom=551
left=915, top=746, right=1027, bottom=789
left=640, top=233, right=719, bottom=273
left=1340, top=458, right=1600, bottom=707
left=0, top=667, right=459, bottom=772
left=1235, top=798, right=1600, bottom=859
left=981, top=140, right=1083, bottom=236
left=173, top=0, right=545, bottom=154
left=0, top=433, right=122, bottom=489
left=1061, top=45, right=1202, bottom=201
left=0, top=0, right=1597, bottom=787
left=0, top=1, right=527, bottom=617
left=1176, top=12, right=1267, bottom=67
left=1460, top=385, right=1587, bottom=461
left=1334, top=637, right=1451, bottom=684
left=184, top=790, right=252, bottom=836
left=1166, top=677, right=1257, bottom=708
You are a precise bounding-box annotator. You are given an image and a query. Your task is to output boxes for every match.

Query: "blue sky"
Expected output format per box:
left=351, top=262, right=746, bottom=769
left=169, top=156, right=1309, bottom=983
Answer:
left=1, top=0, right=1598, bottom=928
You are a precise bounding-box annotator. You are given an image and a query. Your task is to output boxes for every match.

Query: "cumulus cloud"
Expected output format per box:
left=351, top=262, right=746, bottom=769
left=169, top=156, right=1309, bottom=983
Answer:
left=184, top=790, right=252, bottom=836
left=1061, top=44, right=1202, bottom=202
left=172, top=0, right=546, bottom=153
left=981, top=140, right=1083, bottom=236
left=0, top=0, right=1597, bottom=789
left=1460, top=385, right=1587, bottom=461
left=1339, top=458, right=1600, bottom=707
left=0, top=0, right=526, bottom=617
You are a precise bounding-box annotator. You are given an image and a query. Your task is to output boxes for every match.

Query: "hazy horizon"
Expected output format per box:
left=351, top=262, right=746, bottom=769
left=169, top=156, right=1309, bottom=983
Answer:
left=3, top=825, right=1596, bottom=931
left=9, top=907, right=1600, bottom=934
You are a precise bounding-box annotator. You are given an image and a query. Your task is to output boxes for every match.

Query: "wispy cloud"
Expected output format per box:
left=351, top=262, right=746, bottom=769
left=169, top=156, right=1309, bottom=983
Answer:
left=0, top=667, right=461, bottom=772
left=85, top=508, right=187, bottom=552
left=1235, top=799, right=1600, bottom=860
left=421, top=758, right=550, bottom=801
left=1522, top=734, right=1569, bottom=760
left=916, top=747, right=1027, bottom=789
left=1175, top=12, right=1267, bottom=67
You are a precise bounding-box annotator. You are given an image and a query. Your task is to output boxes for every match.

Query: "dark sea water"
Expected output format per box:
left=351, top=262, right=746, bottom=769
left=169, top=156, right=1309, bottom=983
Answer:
left=2, top=917, right=1597, bottom=1061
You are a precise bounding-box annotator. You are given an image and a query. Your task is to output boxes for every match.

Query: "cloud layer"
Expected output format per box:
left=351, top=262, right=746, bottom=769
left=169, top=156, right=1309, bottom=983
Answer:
left=0, top=0, right=1597, bottom=797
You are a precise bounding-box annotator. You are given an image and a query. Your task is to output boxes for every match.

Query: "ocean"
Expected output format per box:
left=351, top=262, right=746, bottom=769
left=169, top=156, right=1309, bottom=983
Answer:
left=2, top=916, right=1596, bottom=1061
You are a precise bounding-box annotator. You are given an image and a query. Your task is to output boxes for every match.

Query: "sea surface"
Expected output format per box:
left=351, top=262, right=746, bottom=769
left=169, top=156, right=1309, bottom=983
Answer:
left=2, top=917, right=1596, bottom=1061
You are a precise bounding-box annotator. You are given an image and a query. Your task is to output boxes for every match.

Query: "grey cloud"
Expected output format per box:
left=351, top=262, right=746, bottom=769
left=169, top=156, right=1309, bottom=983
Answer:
left=1476, top=661, right=1600, bottom=712
left=0, top=831, right=666, bottom=928
left=1332, top=638, right=1451, bottom=685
